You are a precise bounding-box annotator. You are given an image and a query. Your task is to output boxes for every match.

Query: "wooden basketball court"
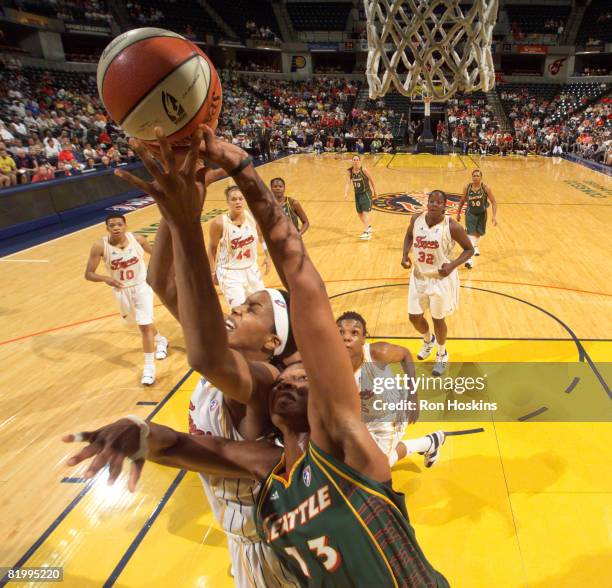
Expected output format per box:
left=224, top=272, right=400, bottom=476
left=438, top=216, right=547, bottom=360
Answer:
left=0, top=154, right=610, bottom=587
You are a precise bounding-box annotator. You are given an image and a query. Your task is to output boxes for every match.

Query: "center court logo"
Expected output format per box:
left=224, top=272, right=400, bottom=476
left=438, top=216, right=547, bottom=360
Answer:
left=372, top=192, right=461, bottom=215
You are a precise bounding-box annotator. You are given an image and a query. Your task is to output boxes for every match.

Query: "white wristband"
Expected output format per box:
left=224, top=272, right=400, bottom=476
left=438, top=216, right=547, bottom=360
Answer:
left=262, top=242, right=268, bottom=252
left=125, top=415, right=150, bottom=461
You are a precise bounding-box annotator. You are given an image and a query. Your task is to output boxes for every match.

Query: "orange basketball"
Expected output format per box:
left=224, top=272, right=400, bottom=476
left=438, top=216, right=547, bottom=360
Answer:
left=97, top=28, right=222, bottom=144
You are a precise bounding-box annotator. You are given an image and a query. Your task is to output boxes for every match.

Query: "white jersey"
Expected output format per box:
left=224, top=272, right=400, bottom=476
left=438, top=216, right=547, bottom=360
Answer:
left=354, top=344, right=408, bottom=458
left=188, top=377, right=261, bottom=540
left=189, top=377, right=299, bottom=587
left=412, top=213, right=455, bottom=280
left=216, top=212, right=259, bottom=272
left=102, top=232, right=147, bottom=288
left=354, top=344, right=405, bottom=431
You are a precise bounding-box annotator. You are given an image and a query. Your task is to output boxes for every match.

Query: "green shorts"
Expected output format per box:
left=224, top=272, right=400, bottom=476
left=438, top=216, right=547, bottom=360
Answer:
left=466, top=210, right=487, bottom=236
left=355, top=192, right=372, bottom=213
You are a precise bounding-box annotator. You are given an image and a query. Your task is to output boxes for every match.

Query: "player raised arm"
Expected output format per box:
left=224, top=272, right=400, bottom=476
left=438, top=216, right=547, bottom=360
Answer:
left=84, top=241, right=121, bottom=287
left=63, top=418, right=281, bottom=491
left=256, top=223, right=271, bottom=275
left=199, top=125, right=391, bottom=482
left=400, top=213, right=418, bottom=269
left=115, top=130, right=277, bottom=408
left=145, top=219, right=179, bottom=320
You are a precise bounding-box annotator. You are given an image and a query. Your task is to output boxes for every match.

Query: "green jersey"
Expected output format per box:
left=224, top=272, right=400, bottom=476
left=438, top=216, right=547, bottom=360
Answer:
left=282, top=197, right=301, bottom=230
left=350, top=169, right=372, bottom=199
left=466, top=183, right=488, bottom=214
left=256, top=442, right=449, bottom=587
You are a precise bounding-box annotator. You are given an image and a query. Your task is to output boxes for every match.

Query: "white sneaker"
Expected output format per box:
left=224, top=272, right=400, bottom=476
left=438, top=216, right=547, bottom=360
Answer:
left=141, top=364, right=156, bottom=386
left=359, top=231, right=371, bottom=240
left=474, top=246, right=480, bottom=256
left=422, top=431, right=446, bottom=468
left=417, top=334, right=436, bottom=360
left=155, top=336, right=169, bottom=360
left=432, top=352, right=449, bottom=377
left=366, top=225, right=373, bottom=234
left=465, top=258, right=474, bottom=269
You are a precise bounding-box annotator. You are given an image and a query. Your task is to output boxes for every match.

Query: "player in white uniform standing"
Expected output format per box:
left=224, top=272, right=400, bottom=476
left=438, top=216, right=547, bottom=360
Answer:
left=85, top=214, right=168, bottom=385
left=401, top=190, right=474, bottom=376
left=337, top=311, right=446, bottom=467
left=209, top=186, right=271, bottom=309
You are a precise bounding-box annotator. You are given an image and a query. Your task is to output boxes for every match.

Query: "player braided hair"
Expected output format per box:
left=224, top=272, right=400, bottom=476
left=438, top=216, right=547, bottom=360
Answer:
left=336, top=310, right=368, bottom=336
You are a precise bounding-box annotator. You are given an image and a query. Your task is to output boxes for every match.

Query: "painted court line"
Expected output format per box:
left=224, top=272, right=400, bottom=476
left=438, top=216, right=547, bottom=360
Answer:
left=0, top=369, right=193, bottom=586
left=0, top=259, right=49, bottom=263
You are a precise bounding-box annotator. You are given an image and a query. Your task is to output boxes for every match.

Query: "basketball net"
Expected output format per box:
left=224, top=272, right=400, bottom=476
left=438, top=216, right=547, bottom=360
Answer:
left=364, top=0, right=498, bottom=101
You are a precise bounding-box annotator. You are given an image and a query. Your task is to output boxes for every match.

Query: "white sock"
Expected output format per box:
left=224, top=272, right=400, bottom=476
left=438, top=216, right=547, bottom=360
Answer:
left=468, top=235, right=478, bottom=247
left=402, top=436, right=432, bottom=455
left=424, top=331, right=433, bottom=343
left=144, top=352, right=155, bottom=366
left=154, top=332, right=164, bottom=342
left=438, top=344, right=446, bottom=356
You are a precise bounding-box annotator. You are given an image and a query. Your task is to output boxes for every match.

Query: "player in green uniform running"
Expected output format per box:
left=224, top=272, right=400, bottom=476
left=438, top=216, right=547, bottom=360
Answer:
left=271, top=177, right=310, bottom=235
left=64, top=127, right=449, bottom=588
left=456, top=169, right=498, bottom=269
left=344, top=155, right=377, bottom=241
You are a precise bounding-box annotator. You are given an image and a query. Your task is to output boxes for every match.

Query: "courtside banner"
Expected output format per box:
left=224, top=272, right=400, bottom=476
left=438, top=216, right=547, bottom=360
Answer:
left=356, top=362, right=612, bottom=422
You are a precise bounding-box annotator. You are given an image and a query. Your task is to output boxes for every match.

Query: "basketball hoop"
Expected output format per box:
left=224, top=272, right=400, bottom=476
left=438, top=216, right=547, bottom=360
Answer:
left=364, top=0, right=499, bottom=101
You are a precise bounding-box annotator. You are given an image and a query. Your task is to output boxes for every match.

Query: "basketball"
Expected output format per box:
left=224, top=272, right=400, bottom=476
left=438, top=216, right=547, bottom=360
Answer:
left=97, top=27, right=222, bottom=143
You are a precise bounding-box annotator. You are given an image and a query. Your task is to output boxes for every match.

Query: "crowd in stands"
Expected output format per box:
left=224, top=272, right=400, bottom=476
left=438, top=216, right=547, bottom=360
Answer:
left=245, top=21, right=280, bottom=45
left=229, top=60, right=281, bottom=73
left=499, top=87, right=611, bottom=164
left=445, top=96, right=505, bottom=153
left=0, top=67, right=137, bottom=187
left=13, top=0, right=113, bottom=24
left=1, top=63, right=610, bottom=189
left=125, top=1, right=164, bottom=25
left=579, top=66, right=611, bottom=77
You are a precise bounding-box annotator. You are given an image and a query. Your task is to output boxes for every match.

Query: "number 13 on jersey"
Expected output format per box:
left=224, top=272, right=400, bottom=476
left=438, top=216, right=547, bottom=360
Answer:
left=284, top=535, right=342, bottom=577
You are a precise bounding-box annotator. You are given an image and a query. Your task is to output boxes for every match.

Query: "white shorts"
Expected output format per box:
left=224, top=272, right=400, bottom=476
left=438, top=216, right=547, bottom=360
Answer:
left=367, top=422, right=408, bottom=458
left=217, top=265, right=265, bottom=308
left=408, top=272, right=459, bottom=320
left=113, top=282, right=154, bottom=326
left=227, top=535, right=298, bottom=588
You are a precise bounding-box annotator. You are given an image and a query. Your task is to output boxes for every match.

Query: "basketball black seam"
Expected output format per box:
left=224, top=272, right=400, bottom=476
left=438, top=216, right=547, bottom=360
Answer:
left=100, top=33, right=182, bottom=106
left=167, top=55, right=215, bottom=139
left=118, top=51, right=199, bottom=127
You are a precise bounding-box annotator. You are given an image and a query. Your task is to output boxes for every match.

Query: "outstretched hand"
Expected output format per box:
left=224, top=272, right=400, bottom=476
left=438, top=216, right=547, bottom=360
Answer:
left=115, top=127, right=206, bottom=228
left=197, top=124, right=247, bottom=172
left=62, top=419, right=146, bottom=492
